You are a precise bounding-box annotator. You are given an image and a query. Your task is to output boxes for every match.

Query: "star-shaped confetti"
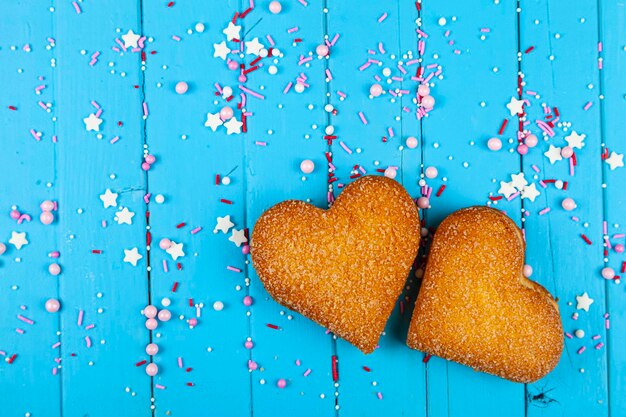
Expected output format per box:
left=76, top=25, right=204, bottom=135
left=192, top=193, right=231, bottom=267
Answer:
left=505, top=97, right=524, bottom=116
left=99, top=189, right=118, bottom=208
left=166, top=241, right=185, bottom=260
left=229, top=229, right=248, bottom=247
left=123, top=248, right=143, bottom=266
left=222, top=22, right=241, bottom=41
left=224, top=117, right=243, bottom=135
left=121, top=30, right=140, bottom=48
left=576, top=292, right=594, bottom=312
left=510, top=172, right=528, bottom=190
left=115, top=207, right=135, bottom=225
left=498, top=181, right=517, bottom=199
left=245, top=37, right=264, bottom=55
left=564, top=131, right=586, bottom=149
left=544, top=145, right=562, bottom=164
left=214, top=215, right=234, bottom=234
left=84, top=113, right=103, bottom=132
left=605, top=151, right=624, bottom=170
left=204, top=112, right=224, bottom=131
left=9, top=231, right=28, bottom=250
left=213, top=41, right=231, bottom=60
left=521, top=183, right=540, bottom=202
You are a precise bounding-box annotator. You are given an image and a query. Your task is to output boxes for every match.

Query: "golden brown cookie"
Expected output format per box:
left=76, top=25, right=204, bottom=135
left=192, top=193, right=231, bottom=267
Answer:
left=407, top=206, right=563, bottom=382
left=251, top=176, right=420, bottom=353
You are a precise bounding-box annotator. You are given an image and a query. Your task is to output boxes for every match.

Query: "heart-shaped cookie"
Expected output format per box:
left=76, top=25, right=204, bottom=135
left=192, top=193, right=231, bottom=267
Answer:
left=251, top=176, right=421, bottom=353
left=407, top=206, right=563, bottom=382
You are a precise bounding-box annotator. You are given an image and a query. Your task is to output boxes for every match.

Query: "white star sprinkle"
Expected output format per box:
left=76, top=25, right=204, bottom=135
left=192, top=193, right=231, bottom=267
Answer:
left=123, top=248, right=143, bottom=266
left=204, top=112, right=224, bottom=131
left=510, top=172, right=528, bottom=190
left=99, top=189, right=118, bottom=208
left=245, top=37, right=264, bottom=55
left=229, top=229, right=248, bottom=247
left=84, top=113, right=103, bottom=132
left=544, top=145, right=563, bottom=164
left=115, top=207, right=135, bottom=225
left=505, top=97, right=524, bottom=116
left=222, top=22, right=241, bottom=41
left=576, top=292, right=594, bottom=312
left=166, top=241, right=185, bottom=260
left=564, top=131, right=586, bottom=149
left=605, top=152, right=624, bottom=170
left=214, top=215, right=234, bottom=234
left=498, top=181, right=517, bottom=199
left=121, top=30, right=140, bottom=48
left=521, top=183, right=540, bottom=202
left=213, top=41, right=231, bottom=60
left=9, top=231, right=28, bottom=250
left=224, top=117, right=243, bottom=135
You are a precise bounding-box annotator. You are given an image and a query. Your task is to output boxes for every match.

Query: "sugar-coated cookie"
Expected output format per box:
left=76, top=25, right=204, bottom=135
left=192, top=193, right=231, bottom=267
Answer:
left=251, top=176, right=421, bottom=353
left=407, top=206, right=563, bottom=382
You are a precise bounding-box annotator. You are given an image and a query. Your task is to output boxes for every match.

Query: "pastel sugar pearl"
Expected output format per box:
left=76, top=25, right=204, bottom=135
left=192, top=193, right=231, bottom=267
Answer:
left=425, top=166, right=438, bottom=179
left=40, top=200, right=55, bottom=212
left=602, top=267, right=615, bottom=280
left=369, top=83, right=383, bottom=97
left=175, top=81, right=188, bottom=94
left=316, top=44, right=329, bottom=57
left=145, top=363, right=158, bottom=376
left=421, top=95, right=435, bottom=109
left=517, top=144, right=528, bottom=155
left=244, top=340, right=254, bottom=349
left=417, top=197, right=430, bottom=209
left=144, top=305, right=158, bottom=318
left=157, top=309, right=171, bottom=322
left=145, top=318, right=158, bottom=330
left=561, top=198, right=577, bottom=211
left=220, top=106, right=234, bottom=120
left=159, top=238, right=172, bottom=249
left=487, top=137, right=502, bottom=151
left=615, top=244, right=625, bottom=254
left=222, top=176, right=231, bottom=185
left=300, top=159, right=315, bottom=174
left=0, top=242, right=6, bottom=255
left=141, top=162, right=151, bottom=171
left=405, top=136, right=418, bottom=149
left=243, top=296, right=253, bottom=306
left=277, top=379, right=287, bottom=388
left=524, top=134, right=538, bottom=148
left=40, top=211, right=54, bottom=225
left=10, top=210, right=21, bottom=220
left=242, top=244, right=250, bottom=255
left=45, top=298, right=61, bottom=313
left=222, top=86, right=233, bottom=98
left=248, top=360, right=258, bottom=370
left=575, top=329, right=585, bottom=338
left=384, top=167, right=397, bottom=179
left=523, top=264, right=533, bottom=278
left=269, top=1, right=282, bottom=14
left=144, top=154, right=156, bottom=164
left=238, top=75, right=247, bottom=83
left=417, top=84, right=430, bottom=97
left=228, top=60, right=239, bottom=70
left=213, top=301, right=224, bottom=311
left=561, top=146, right=574, bottom=158
left=48, top=263, right=61, bottom=276
left=145, top=343, right=159, bottom=355
left=188, top=318, right=198, bottom=327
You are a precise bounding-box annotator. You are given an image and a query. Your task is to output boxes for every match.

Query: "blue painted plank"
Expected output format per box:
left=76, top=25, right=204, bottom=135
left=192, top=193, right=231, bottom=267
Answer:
left=599, top=0, right=626, bottom=415
left=53, top=1, right=151, bottom=416
left=520, top=1, right=609, bottom=415
left=141, top=1, right=252, bottom=416
left=419, top=1, right=526, bottom=415
left=242, top=1, right=337, bottom=415
left=0, top=2, right=61, bottom=416
left=324, top=1, right=426, bottom=415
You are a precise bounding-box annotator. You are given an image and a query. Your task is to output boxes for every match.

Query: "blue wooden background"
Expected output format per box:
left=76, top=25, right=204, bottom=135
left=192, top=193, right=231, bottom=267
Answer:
left=0, top=0, right=624, bottom=416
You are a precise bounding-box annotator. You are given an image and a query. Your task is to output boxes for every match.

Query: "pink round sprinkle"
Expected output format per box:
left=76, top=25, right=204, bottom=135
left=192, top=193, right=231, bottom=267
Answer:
left=524, top=134, right=538, bottom=148
left=601, top=267, right=615, bottom=280
left=146, top=343, right=159, bottom=355
left=405, top=136, right=418, bottom=149
left=277, top=379, right=287, bottom=389
left=188, top=318, right=198, bottom=327
left=10, top=209, right=21, bottom=220
left=369, top=83, right=383, bottom=97
left=384, top=167, right=397, bottom=179
left=45, top=298, right=61, bottom=313
left=145, top=363, right=158, bottom=376
left=269, top=1, right=282, bottom=14
left=40, top=200, right=55, bottom=212
left=561, top=146, right=574, bottom=158
left=159, top=238, right=172, bottom=250
left=228, top=60, right=239, bottom=70
left=316, top=44, right=329, bottom=57
left=421, top=95, right=435, bottom=109
left=425, top=166, right=438, bottom=179
left=248, top=360, right=258, bottom=370
left=561, top=197, right=577, bottom=211
left=145, top=318, right=158, bottom=330
left=244, top=340, right=254, bottom=349
left=48, top=263, right=61, bottom=276
left=417, top=84, right=430, bottom=97
left=0, top=242, right=6, bottom=255
left=157, top=309, right=171, bottom=322
left=141, top=162, right=151, bottom=171
left=615, top=244, right=624, bottom=254
left=487, top=137, right=502, bottom=151
left=175, top=81, right=188, bottom=94
left=40, top=211, right=54, bottom=225
left=517, top=144, right=528, bottom=155
left=144, top=305, right=158, bottom=318
left=523, top=264, right=533, bottom=278
left=145, top=154, right=156, bottom=164
left=243, top=296, right=253, bottom=306
left=242, top=244, right=250, bottom=255
left=220, top=106, right=234, bottom=121
left=417, top=197, right=430, bottom=209
left=300, top=159, right=315, bottom=174
left=238, top=75, right=247, bottom=83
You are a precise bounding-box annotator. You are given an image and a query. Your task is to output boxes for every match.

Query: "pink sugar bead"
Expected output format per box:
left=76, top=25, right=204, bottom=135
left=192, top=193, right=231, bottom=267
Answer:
left=405, top=136, right=418, bottom=149
left=561, top=146, right=574, bottom=158
left=421, top=95, right=435, bottom=109
left=425, top=166, right=438, bottom=179
left=175, top=81, right=188, bottom=94
left=144, top=154, right=156, bottom=164
left=517, top=144, right=528, bottom=155
left=227, top=60, right=239, bottom=70
left=0, top=242, right=6, bottom=255
left=243, top=296, right=253, bottom=306
left=220, top=106, right=234, bottom=120
left=248, top=360, right=258, bottom=370
left=615, top=244, right=625, bottom=254
left=316, top=44, right=329, bottom=57
left=144, top=305, right=158, bottom=318
left=487, top=137, right=502, bottom=151
left=277, top=379, right=287, bottom=389
left=157, top=309, right=171, bottom=322
left=40, top=200, right=55, bottom=212
left=146, top=343, right=159, bottom=355
left=244, top=340, right=254, bottom=349
left=369, top=83, right=383, bottom=97
left=45, top=298, right=61, bottom=313
left=602, top=267, right=615, bottom=280
left=48, top=263, right=61, bottom=276
left=561, top=198, right=577, bottom=211
left=40, top=211, right=54, bottom=225
left=417, top=84, right=430, bottom=97
left=269, top=1, right=282, bottom=14
left=238, top=74, right=247, bottom=83
left=242, top=244, right=250, bottom=255
left=188, top=318, right=198, bottom=327
left=300, top=159, right=315, bottom=174
left=141, top=162, right=151, bottom=171
left=159, top=238, right=172, bottom=250
left=524, top=134, right=538, bottom=148
left=384, top=167, right=397, bottom=179
left=417, top=197, right=430, bottom=209
left=10, top=209, right=21, bottom=220
left=145, top=318, right=158, bottom=330
left=145, top=363, right=158, bottom=376
left=523, top=264, right=533, bottom=278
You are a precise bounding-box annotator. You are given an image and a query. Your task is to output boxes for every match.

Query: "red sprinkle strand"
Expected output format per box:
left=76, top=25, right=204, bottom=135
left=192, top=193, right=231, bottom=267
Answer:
left=581, top=234, right=592, bottom=245
left=332, top=355, right=339, bottom=382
